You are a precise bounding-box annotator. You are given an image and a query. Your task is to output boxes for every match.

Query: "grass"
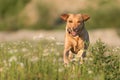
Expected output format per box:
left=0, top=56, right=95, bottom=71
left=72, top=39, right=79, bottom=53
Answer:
left=0, top=39, right=120, bottom=80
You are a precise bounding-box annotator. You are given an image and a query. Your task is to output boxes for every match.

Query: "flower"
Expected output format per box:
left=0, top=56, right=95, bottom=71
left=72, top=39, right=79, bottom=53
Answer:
left=42, top=53, right=49, bottom=57
left=33, top=34, right=44, bottom=40
left=9, top=49, right=18, bottom=54
left=3, top=60, right=7, bottom=67
left=88, top=70, right=93, bottom=74
left=30, top=56, right=39, bottom=62
left=46, top=36, right=56, bottom=41
left=56, top=42, right=64, bottom=45
left=9, top=56, right=17, bottom=62
left=58, top=68, right=64, bottom=72
left=22, top=48, right=28, bottom=52
left=0, top=67, right=3, bottom=72
left=19, top=62, right=24, bottom=68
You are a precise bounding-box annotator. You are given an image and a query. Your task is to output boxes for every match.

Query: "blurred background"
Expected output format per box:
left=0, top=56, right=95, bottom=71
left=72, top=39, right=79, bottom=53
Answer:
left=0, top=0, right=120, bottom=46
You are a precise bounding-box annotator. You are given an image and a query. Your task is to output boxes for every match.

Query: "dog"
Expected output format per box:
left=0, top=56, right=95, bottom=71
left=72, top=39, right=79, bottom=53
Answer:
left=60, top=13, right=90, bottom=64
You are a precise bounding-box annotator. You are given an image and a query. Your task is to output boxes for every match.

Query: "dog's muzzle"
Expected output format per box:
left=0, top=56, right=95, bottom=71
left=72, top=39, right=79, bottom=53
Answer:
left=67, top=25, right=84, bottom=36
left=67, top=28, right=78, bottom=36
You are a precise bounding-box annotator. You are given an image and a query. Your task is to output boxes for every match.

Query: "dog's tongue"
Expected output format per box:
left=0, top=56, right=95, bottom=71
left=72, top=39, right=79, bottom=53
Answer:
left=71, top=31, right=77, bottom=36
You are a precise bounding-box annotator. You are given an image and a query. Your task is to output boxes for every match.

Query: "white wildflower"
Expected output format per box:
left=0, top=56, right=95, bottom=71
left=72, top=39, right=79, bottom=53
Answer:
left=9, top=49, right=14, bottom=54
left=42, top=53, right=49, bottom=57
left=46, top=36, right=56, bottom=41
left=84, top=57, right=88, bottom=61
left=56, top=52, right=60, bottom=56
left=33, top=34, right=44, bottom=40
left=112, top=48, right=117, bottom=52
left=3, top=60, right=7, bottom=67
left=8, top=62, right=11, bottom=67
left=43, top=48, right=49, bottom=53
left=30, top=56, right=39, bottom=62
left=43, top=49, right=49, bottom=57
left=9, top=49, right=18, bottom=54
left=89, top=58, right=93, bottom=61
left=113, top=47, right=120, bottom=52
left=50, top=48, right=55, bottom=52
left=58, top=58, right=63, bottom=62
left=23, top=53, right=31, bottom=57
left=22, top=48, right=28, bottom=52
left=70, top=74, right=76, bottom=79
left=19, top=62, right=24, bottom=68
left=56, top=42, right=64, bottom=45
left=9, top=56, right=17, bottom=62
left=0, top=43, right=4, bottom=48
left=58, top=68, right=64, bottom=72
left=116, top=46, right=120, bottom=50
left=0, top=67, right=3, bottom=72
left=71, top=58, right=78, bottom=62
left=88, top=70, right=93, bottom=74
left=14, top=49, right=18, bottom=53
left=53, top=58, right=57, bottom=63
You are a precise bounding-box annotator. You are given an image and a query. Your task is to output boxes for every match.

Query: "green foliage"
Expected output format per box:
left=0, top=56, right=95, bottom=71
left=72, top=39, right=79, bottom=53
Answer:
left=0, top=0, right=30, bottom=31
left=84, top=8, right=120, bottom=30
left=81, top=1, right=120, bottom=30
left=32, top=1, right=55, bottom=30
left=0, top=39, right=120, bottom=80
left=87, top=40, right=120, bottom=80
left=0, top=0, right=30, bottom=18
left=59, top=1, right=120, bottom=32
left=79, top=3, right=120, bottom=35
left=0, top=0, right=120, bottom=31
left=37, top=3, right=51, bottom=29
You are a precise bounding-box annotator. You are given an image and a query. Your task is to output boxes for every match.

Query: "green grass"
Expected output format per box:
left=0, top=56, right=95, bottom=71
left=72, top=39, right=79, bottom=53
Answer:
left=0, top=39, right=120, bottom=80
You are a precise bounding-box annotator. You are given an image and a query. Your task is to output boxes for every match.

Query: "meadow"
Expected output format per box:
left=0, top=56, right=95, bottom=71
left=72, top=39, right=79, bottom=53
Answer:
left=0, top=38, right=120, bottom=80
left=0, top=0, right=120, bottom=79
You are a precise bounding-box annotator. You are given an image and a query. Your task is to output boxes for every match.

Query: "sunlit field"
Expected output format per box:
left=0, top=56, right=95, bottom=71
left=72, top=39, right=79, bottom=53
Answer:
left=0, top=0, right=120, bottom=80
left=0, top=38, right=120, bottom=80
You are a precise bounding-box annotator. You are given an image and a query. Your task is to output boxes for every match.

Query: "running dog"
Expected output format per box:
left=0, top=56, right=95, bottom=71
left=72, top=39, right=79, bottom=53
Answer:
left=60, top=13, right=90, bottom=64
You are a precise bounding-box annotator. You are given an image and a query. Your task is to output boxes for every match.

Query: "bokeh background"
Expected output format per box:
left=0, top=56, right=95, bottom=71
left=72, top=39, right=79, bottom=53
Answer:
left=0, top=0, right=120, bottom=46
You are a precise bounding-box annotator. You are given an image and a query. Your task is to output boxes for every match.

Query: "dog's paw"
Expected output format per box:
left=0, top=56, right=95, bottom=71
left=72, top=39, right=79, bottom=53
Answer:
left=64, top=63, right=70, bottom=67
left=79, top=59, right=84, bottom=64
left=79, top=61, right=83, bottom=64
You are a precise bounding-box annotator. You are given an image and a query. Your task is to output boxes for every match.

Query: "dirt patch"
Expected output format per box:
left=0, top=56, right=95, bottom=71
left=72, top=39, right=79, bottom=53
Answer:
left=0, top=29, right=120, bottom=47
left=89, top=29, right=120, bottom=46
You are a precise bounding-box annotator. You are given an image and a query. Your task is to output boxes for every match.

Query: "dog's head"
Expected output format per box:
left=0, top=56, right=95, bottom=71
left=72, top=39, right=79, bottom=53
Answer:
left=60, top=14, right=90, bottom=36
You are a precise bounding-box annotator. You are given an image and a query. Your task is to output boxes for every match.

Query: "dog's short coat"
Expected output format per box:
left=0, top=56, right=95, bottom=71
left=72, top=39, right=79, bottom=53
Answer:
left=60, top=13, right=90, bottom=64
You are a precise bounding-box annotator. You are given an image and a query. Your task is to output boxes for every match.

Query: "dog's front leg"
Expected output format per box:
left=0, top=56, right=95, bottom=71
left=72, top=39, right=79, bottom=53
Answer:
left=77, top=49, right=84, bottom=64
left=63, top=49, right=70, bottom=64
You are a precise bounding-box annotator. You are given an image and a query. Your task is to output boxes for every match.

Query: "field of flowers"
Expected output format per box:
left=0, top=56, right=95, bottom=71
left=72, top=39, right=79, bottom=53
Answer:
left=0, top=38, right=120, bottom=80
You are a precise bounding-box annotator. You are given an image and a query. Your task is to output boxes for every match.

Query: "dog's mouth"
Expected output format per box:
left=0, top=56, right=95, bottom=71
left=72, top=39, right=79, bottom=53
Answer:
left=71, top=31, right=77, bottom=36
left=67, top=27, right=80, bottom=36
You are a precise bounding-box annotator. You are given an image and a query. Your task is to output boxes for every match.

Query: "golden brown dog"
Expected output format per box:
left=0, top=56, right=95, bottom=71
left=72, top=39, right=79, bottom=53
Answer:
left=60, top=13, right=90, bottom=64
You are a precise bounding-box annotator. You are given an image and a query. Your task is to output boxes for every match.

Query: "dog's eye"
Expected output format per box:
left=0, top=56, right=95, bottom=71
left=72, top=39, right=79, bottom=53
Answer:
left=77, top=21, right=81, bottom=23
left=69, top=20, right=73, bottom=23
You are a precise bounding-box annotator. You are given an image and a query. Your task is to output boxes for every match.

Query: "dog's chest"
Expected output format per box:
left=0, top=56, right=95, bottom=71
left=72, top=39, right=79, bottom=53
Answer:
left=71, top=37, right=84, bottom=54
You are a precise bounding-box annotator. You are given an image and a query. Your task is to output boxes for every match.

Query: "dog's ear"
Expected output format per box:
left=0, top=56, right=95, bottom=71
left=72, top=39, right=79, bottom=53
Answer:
left=60, top=14, right=69, bottom=21
left=82, top=14, right=90, bottom=21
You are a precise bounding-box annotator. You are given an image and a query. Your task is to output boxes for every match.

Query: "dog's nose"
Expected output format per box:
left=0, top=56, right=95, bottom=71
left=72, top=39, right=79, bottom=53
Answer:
left=73, top=27, right=78, bottom=32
